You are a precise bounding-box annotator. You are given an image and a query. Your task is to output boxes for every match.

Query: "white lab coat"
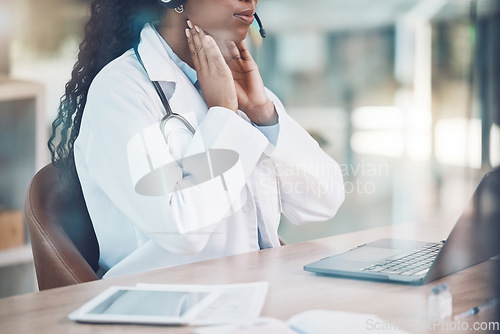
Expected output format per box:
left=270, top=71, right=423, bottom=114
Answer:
left=74, top=24, right=345, bottom=278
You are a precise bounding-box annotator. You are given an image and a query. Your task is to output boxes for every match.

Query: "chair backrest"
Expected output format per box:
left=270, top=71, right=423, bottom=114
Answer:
left=24, top=163, right=100, bottom=290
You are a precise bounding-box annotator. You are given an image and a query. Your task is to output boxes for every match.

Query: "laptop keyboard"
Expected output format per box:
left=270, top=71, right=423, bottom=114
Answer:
left=361, top=242, right=442, bottom=276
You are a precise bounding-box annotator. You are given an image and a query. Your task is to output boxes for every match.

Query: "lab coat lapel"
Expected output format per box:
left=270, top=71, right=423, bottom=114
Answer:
left=137, top=24, right=177, bottom=83
left=138, top=23, right=208, bottom=129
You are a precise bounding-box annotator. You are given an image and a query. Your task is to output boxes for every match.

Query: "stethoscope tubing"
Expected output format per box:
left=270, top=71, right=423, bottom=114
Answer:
left=134, top=46, right=196, bottom=139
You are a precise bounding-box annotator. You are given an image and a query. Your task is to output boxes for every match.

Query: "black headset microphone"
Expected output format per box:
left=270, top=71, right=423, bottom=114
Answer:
left=158, top=0, right=267, bottom=38
left=253, top=13, right=266, bottom=38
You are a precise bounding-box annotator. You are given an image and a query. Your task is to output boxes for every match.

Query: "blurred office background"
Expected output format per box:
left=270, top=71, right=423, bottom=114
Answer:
left=0, top=0, right=498, bottom=296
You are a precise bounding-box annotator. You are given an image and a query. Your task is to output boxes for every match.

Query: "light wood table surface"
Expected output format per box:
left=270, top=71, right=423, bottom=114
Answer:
left=1, top=218, right=498, bottom=333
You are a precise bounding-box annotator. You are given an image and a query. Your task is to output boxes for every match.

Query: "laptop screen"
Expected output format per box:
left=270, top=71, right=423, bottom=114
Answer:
left=426, top=168, right=500, bottom=282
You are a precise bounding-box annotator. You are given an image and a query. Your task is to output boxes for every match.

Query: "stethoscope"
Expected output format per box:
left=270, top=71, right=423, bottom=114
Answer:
left=134, top=47, right=196, bottom=141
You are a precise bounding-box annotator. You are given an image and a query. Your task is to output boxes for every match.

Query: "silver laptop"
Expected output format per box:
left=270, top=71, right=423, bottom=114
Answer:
left=304, top=168, right=500, bottom=285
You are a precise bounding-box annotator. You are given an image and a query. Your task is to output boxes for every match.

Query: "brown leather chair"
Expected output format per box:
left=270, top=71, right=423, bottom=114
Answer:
left=24, top=163, right=100, bottom=290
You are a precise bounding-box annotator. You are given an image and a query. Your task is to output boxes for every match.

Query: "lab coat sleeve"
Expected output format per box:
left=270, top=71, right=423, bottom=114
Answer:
left=265, top=89, right=345, bottom=224
left=77, top=69, right=269, bottom=256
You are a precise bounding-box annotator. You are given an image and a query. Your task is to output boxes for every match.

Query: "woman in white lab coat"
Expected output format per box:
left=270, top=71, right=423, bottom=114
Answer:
left=49, top=0, right=345, bottom=278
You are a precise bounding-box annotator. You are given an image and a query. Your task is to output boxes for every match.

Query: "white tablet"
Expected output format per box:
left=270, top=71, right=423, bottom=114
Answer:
left=68, top=285, right=221, bottom=325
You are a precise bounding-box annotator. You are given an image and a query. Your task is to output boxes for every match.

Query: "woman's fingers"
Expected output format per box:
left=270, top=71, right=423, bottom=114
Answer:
left=184, top=21, right=237, bottom=112
left=185, top=28, right=201, bottom=71
left=235, top=41, right=253, bottom=61
left=225, top=40, right=252, bottom=61
left=186, top=20, right=208, bottom=71
left=225, top=41, right=243, bottom=62
left=195, top=26, right=227, bottom=71
left=203, top=36, right=230, bottom=72
left=187, top=22, right=229, bottom=73
left=221, top=41, right=255, bottom=71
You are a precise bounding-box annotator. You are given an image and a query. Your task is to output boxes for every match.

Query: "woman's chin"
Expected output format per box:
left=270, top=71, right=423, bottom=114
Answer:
left=232, top=29, right=249, bottom=42
left=210, top=29, right=248, bottom=43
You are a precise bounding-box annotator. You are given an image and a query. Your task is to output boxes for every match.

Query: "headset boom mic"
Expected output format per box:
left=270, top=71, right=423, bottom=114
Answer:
left=254, top=13, right=267, bottom=38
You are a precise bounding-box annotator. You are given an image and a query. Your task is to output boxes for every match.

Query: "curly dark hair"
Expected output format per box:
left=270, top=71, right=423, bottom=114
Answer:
left=48, top=0, right=162, bottom=180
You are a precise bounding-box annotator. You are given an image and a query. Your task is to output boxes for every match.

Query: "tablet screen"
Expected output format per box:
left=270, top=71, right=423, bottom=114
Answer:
left=88, top=290, right=210, bottom=317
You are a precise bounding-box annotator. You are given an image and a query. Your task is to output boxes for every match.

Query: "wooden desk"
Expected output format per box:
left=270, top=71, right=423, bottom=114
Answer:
left=1, top=219, right=498, bottom=333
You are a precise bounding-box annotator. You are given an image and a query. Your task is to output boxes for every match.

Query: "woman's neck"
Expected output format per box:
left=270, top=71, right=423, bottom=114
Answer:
left=157, top=15, right=193, bottom=69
